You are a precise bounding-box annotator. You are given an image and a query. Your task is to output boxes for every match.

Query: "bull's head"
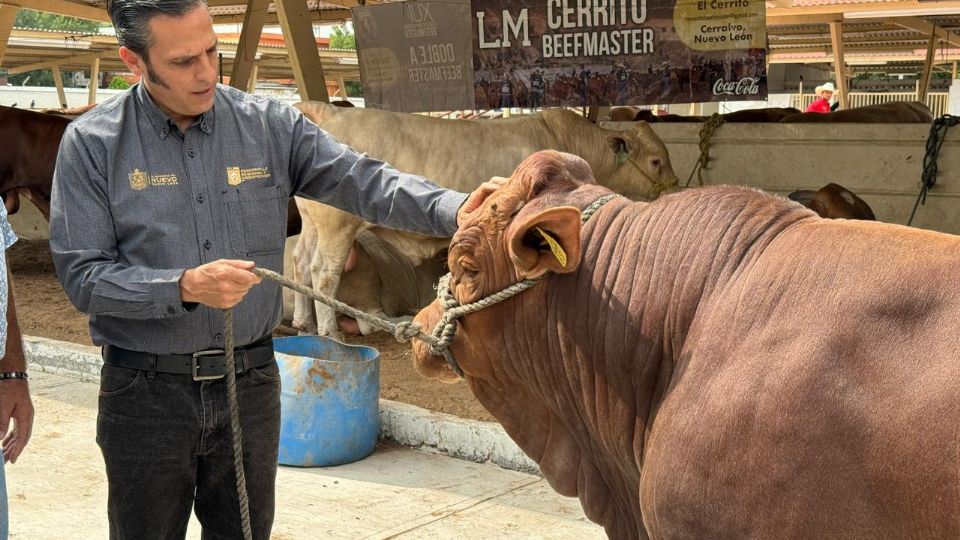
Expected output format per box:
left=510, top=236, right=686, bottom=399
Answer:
left=412, top=150, right=599, bottom=382
left=412, top=151, right=641, bottom=537
left=603, top=121, right=678, bottom=201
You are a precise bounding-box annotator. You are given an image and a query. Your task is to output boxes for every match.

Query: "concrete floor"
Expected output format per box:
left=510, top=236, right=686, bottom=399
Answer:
left=5, top=371, right=604, bottom=539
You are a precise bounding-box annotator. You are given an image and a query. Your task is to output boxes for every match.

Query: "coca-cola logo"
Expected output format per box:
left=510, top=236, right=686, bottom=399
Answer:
left=712, top=77, right=761, bottom=96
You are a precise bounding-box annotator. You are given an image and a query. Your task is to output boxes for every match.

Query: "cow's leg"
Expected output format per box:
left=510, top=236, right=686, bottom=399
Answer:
left=291, top=224, right=318, bottom=334
left=299, top=202, right=365, bottom=338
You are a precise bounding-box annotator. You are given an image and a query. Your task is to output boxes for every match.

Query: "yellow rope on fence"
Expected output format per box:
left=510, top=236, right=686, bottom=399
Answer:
left=685, top=113, right=726, bottom=187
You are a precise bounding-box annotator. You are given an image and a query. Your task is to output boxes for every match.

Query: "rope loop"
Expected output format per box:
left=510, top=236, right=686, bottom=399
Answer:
left=908, top=114, right=957, bottom=226
left=685, top=113, right=726, bottom=187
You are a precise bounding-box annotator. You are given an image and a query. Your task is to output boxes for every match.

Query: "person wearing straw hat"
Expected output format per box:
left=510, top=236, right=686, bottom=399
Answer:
left=806, top=82, right=836, bottom=113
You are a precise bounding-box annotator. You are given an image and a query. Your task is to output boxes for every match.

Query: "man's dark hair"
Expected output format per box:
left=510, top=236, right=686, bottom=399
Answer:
left=107, top=0, right=207, bottom=60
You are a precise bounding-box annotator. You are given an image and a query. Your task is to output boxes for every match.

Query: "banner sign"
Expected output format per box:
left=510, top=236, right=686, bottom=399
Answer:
left=354, top=0, right=476, bottom=112
left=470, top=0, right=767, bottom=108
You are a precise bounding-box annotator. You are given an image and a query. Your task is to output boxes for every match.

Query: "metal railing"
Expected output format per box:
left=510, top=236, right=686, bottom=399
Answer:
left=791, top=92, right=949, bottom=116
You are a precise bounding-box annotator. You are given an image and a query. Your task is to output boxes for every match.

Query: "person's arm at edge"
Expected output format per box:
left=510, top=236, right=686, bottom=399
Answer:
left=0, top=268, right=33, bottom=464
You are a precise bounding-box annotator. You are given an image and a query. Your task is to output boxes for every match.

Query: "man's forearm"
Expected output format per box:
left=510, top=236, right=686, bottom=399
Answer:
left=0, top=270, right=25, bottom=373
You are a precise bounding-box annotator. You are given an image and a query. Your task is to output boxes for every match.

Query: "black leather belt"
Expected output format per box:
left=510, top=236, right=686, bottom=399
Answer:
left=102, top=335, right=275, bottom=381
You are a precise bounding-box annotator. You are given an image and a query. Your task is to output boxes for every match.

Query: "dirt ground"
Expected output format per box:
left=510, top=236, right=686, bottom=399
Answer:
left=8, top=239, right=495, bottom=423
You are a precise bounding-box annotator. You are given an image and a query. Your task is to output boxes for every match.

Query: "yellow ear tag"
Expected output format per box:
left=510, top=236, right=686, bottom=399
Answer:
left=535, top=227, right=567, bottom=268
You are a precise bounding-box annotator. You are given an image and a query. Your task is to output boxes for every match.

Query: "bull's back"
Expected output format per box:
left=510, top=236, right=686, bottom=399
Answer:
left=642, top=218, right=960, bottom=536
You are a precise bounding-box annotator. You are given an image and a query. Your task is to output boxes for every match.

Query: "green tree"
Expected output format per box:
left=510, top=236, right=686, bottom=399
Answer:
left=344, top=81, right=363, bottom=97
left=329, top=26, right=356, bottom=50
left=8, top=10, right=105, bottom=87
left=13, top=9, right=103, bottom=33
left=108, top=76, right=132, bottom=90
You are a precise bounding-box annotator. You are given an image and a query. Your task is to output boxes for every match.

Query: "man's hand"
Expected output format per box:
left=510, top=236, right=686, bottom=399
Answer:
left=0, top=379, right=33, bottom=464
left=180, top=259, right=262, bottom=309
left=457, top=176, right=508, bottom=226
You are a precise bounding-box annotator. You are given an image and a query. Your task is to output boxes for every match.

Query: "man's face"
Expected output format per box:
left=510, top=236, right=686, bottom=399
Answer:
left=120, top=5, right=219, bottom=123
left=821, top=90, right=833, bottom=100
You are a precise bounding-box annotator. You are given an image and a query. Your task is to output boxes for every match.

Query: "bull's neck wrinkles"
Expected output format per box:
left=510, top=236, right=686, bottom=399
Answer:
left=517, top=187, right=812, bottom=533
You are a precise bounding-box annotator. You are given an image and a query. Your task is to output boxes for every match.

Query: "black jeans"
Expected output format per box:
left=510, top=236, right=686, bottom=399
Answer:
left=96, top=359, right=281, bottom=540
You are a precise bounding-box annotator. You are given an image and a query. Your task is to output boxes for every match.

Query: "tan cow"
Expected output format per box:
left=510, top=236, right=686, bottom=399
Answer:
left=413, top=150, right=960, bottom=538
left=292, top=103, right=679, bottom=337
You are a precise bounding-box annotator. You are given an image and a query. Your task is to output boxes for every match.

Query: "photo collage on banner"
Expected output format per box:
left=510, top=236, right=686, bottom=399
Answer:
left=354, top=0, right=476, bottom=112
left=472, top=0, right=768, bottom=108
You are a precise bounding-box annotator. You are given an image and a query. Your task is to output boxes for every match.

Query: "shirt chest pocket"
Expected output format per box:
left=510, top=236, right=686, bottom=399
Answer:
left=222, top=184, right=286, bottom=256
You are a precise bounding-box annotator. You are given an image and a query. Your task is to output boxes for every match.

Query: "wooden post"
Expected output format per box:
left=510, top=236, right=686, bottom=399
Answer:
left=230, top=0, right=268, bottom=92
left=337, top=77, right=346, bottom=98
left=51, top=66, right=67, bottom=108
left=247, top=63, right=258, bottom=93
left=0, top=3, right=18, bottom=65
left=275, top=0, right=329, bottom=102
left=829, top=21, right=848, bottom=109
left=918, top=24, right=937, bottom=102
left=953, top=61, right=958, bottom=79
left=88, top=56, right=100, bottom=105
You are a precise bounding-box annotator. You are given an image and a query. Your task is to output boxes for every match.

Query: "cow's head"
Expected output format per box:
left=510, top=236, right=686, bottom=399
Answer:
left=412, top=150, right=594, bottom=383
left=604, top=121, right=678, bottom=201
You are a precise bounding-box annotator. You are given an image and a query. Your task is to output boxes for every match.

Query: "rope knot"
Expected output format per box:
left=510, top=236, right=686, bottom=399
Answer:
left=392, top=321, right=422, bottom=343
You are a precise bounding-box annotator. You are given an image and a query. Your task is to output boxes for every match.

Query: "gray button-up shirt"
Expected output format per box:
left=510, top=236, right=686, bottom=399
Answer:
left=50, top=84, right=467, bottom=354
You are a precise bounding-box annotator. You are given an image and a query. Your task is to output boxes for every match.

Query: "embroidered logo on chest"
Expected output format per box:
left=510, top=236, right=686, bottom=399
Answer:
left=128, top=169, right=179, bottom=190
left=226, top=166, right=271, bottom=186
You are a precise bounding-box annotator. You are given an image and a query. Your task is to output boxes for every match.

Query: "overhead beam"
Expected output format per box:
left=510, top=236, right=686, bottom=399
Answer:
left=229, top=0, right=269, bottom=92
left=274, top=0, right=328, bottom=101
left=767, top=13, right=841, bottom=26
left=769, top=1, right=960, bottom=18
left=768, top=52, right=960, bottom=64
left=0, top=3, right=18, bottom=65
left=6, top=49, right=113, bottom=74
left=891, top=17, right=960, bottom=49
left=4, top=0, right=110, bottom=23
left=211, top=9, right=351, bottom=25
left=829, top=21, right=849, bottom=109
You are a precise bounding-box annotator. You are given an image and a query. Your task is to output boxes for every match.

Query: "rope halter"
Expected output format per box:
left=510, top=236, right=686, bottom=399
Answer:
left=427, top=193, right=621, bottom=377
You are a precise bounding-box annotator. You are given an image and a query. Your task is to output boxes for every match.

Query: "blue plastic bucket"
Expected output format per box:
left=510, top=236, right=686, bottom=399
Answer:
left=273, top=335, right=380, bottom=467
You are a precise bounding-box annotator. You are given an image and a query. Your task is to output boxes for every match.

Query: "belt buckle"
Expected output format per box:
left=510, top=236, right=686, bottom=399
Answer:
left=192, top=349, right=226, bottom=381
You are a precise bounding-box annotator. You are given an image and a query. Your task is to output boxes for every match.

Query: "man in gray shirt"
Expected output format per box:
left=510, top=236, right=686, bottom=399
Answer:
left=49, top=0, right=500, bottom=537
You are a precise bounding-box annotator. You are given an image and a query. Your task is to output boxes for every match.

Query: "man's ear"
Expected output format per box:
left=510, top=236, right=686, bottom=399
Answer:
left=118, top=46, right=145, bottom=78
left=508, top=206, right=582, bottom=279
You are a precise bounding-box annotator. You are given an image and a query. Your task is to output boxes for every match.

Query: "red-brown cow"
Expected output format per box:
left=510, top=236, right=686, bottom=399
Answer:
left=0, top=105, right=72, bottom=217
left=788, top=183, right=876, bottom=220
left=413, top=150, right=960, bottom=539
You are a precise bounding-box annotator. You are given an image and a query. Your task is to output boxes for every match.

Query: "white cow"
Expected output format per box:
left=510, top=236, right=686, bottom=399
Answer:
left=293, top=103, right=679, bottom=337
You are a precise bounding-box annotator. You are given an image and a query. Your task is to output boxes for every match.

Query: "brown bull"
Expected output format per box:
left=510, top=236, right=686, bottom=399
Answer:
left=788, top=183, right=876, bottom=220
left=780, top=100, right=933, bottom=123
left=612, top=107, right=800, bottom=123
left=0, top=105, right=72, bottom=217
left=413, top=150, right=960, bottom=539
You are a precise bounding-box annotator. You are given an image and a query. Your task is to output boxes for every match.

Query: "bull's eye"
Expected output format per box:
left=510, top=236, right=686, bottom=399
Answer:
left=457, top=256, right=480, bottom=273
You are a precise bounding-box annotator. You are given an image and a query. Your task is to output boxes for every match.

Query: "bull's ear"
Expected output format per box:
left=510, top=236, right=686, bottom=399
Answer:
left=606, top=136, right=630, bottom=165
left=508, top=206, right=582, bottom=279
